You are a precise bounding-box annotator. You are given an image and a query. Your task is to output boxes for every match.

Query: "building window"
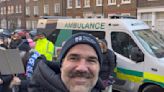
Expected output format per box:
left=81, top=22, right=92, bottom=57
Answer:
left=4, top=7, right=6, bottom=14
left=26, top=20, right=31, bottom=29
left=121, top=13, right=130, bottom=16
left=32, top=21, right=37, bottom=29
left=19, top=5, right=22, bottom=13
left=1, top=19, right=7, bottom=29
left=156, top=12, right=164, bottom=31
left=76, top=16, right=81, bottom=18
left=26, top=6, right=30, bottom=16
left=141, top=13, right=152, bottom=27
left=75, top=0, right=81, bottom=8
left=54, top=3, right=60, bottom=14
left=8, top=6, right=10, bottom=14
left=121, top=0, right=131, bottom=4
left=96, top=0, right=102, bottom=6
left=108, top=0, right=116, bottom=5
left=1, top=8, right=3, bottom=15
left=25, top=0, right=30, bottom=3
left=44, top=4, right=49, bottom=15
left=17, top=18, right=21, bottom=28
left=8, top=21, right=11, bottom=29
left=34, top=6, right=39, bottom=16
left=84, top=0, right=90, bottom=7
left=67, top=0, right=72, bottom=8
left=11, top=6, right=14, bottom=14
left=16, top=5, right=18, bottom=13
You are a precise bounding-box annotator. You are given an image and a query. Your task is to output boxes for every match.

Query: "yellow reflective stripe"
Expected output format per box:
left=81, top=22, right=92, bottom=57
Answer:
left=116, top=72, right=143, bottom=83
left=144, top=72, right=164, bottom=83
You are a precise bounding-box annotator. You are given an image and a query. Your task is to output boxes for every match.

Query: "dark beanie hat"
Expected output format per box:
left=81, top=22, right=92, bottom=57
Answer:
left=57, top=32, right=102, bottom=67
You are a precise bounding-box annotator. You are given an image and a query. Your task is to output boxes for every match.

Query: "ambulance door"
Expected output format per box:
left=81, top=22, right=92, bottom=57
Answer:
left=111, top=32, right=145, bottom=92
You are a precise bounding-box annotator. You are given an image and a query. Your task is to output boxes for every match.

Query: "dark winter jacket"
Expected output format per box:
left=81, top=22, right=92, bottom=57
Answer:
left=0, top=75, right=13, bottom=92
left=99, top=49, right=116, bottom=80
left=17, top=74, right=30, bottom=92
left=10, top=39, right=31, bottom=52
left=28, top=61, right=103, bottom=92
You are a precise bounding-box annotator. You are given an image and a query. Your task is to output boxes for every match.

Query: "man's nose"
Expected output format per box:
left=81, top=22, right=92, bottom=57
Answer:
left=75, top=59, right=88, bottom=72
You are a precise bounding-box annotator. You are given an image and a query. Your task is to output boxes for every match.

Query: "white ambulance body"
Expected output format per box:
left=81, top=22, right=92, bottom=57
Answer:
left=37, top=17, right=164, bottom=92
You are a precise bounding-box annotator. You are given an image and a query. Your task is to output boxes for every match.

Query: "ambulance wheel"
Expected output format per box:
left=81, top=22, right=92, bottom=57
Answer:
left=142, top=85, right=164, bottom=92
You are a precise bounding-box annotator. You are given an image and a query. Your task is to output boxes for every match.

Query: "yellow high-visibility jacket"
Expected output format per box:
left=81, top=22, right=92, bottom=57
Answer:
left=35, top=38, right=54, bottom=61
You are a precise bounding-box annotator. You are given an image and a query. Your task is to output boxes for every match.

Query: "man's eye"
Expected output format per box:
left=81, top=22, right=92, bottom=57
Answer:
left=87, top=59, right=98, bottom=63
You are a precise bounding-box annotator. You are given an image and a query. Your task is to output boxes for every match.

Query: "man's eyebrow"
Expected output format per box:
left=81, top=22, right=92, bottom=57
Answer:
left=88, top=56, right=98, bottom=60
left=66, top=53, right=79, bottom=57
left=67, top=53, right=98, bottom=60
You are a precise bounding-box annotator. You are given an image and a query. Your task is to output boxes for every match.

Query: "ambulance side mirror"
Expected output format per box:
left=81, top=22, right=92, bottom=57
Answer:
left=130, top=47, right=144, bottom=63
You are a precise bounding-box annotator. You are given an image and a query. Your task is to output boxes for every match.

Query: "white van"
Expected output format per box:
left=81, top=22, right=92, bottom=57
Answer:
left=37, top=16, right=164, bottom=92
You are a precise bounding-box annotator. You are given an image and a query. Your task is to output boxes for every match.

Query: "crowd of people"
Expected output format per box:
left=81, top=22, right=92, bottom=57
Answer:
left=0, top=30, right=116, bottom=92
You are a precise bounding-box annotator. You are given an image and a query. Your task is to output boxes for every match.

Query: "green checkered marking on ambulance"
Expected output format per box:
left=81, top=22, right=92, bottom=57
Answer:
left=144, top=79, right=164, bottom=88
left=117, top=67, right=143, bottom=77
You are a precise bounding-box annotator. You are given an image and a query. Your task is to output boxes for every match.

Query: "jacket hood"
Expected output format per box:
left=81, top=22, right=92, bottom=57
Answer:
left=32, top=61, right=103, bottom=92
left=32, top=61, right=68, bottom=92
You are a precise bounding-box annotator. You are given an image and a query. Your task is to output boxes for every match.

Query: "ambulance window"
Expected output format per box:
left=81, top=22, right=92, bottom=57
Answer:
left=47, top=29, right=60, bottom=44
left=111, top=32, right=144, bottom=62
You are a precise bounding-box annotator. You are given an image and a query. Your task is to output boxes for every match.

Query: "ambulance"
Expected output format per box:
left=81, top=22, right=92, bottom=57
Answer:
left=37, top=16, right=164, bottom=92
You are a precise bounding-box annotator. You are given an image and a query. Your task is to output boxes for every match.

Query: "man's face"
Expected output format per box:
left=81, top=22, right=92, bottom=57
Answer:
left=11, top=33, right=21, bottom=40
left=61, top=44, right=100, bottom=92
left=0, top=39, right=3, bottom=44
left=99, top=42, right=107, bottom=53
left=35, top=34, right=45, bottom=40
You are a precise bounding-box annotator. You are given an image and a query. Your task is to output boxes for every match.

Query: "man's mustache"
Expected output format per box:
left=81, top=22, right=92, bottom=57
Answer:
left=68, top=70, right=94, bottom=79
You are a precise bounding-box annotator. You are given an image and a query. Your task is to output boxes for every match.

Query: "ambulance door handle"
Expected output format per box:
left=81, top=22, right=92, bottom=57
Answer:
left=151, top=68, right=158, bottom=72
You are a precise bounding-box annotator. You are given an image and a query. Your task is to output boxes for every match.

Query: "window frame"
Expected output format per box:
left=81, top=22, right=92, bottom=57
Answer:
left=108, top=0, right=116, bottom=5
left=33, top=5, right=39, bottom=16
left=25, top=6, right=30, bottom=15
left=75, top=0, right=81, bottom=8
left=54, top=3, right=60, bottom=13
left=96, top=0, right=102, bottom=6
left=44, top=4, right=49, bottom=15
left=84, top=0, right=90, bottom=8
left=121, top=0, right=131, bottom=4
left=67, top=0, right=72, bottom=9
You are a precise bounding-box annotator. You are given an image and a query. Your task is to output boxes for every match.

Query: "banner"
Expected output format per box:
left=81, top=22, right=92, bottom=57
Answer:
left=0, top=49, right=25, bottom=75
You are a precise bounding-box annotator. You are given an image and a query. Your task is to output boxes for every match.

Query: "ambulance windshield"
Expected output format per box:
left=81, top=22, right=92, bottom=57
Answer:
left=133, top=29, right=164, bottom=58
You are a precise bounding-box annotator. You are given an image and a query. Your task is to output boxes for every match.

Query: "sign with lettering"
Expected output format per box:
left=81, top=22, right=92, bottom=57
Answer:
left=64, top=22, right=105, bottom=30
left=57, top=19, right=107, bottom=31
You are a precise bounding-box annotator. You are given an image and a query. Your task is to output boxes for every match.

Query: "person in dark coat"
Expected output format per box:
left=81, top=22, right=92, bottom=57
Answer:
left=99, top=39, right=116, bottom=91
left=0, top=74, right=13, bottom=92
left=9, top=32, right=30, bottom=52
left=28, top=33, right=104, bottom=92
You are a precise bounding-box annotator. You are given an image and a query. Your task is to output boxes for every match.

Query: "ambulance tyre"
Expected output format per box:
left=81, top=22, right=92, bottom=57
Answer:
left=142, top=85, right=164, bottom=92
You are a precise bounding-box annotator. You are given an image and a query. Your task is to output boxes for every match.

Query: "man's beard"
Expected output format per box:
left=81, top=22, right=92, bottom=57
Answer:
left=69, top=85, right=91, bottom=92
left=68, top=70, right=95, bottom=92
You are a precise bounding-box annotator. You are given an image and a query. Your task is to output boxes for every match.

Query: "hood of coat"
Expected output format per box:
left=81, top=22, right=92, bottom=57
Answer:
left=32, top=61, right=68, bottom=92
left=32, top=61, right=103, bottom=92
